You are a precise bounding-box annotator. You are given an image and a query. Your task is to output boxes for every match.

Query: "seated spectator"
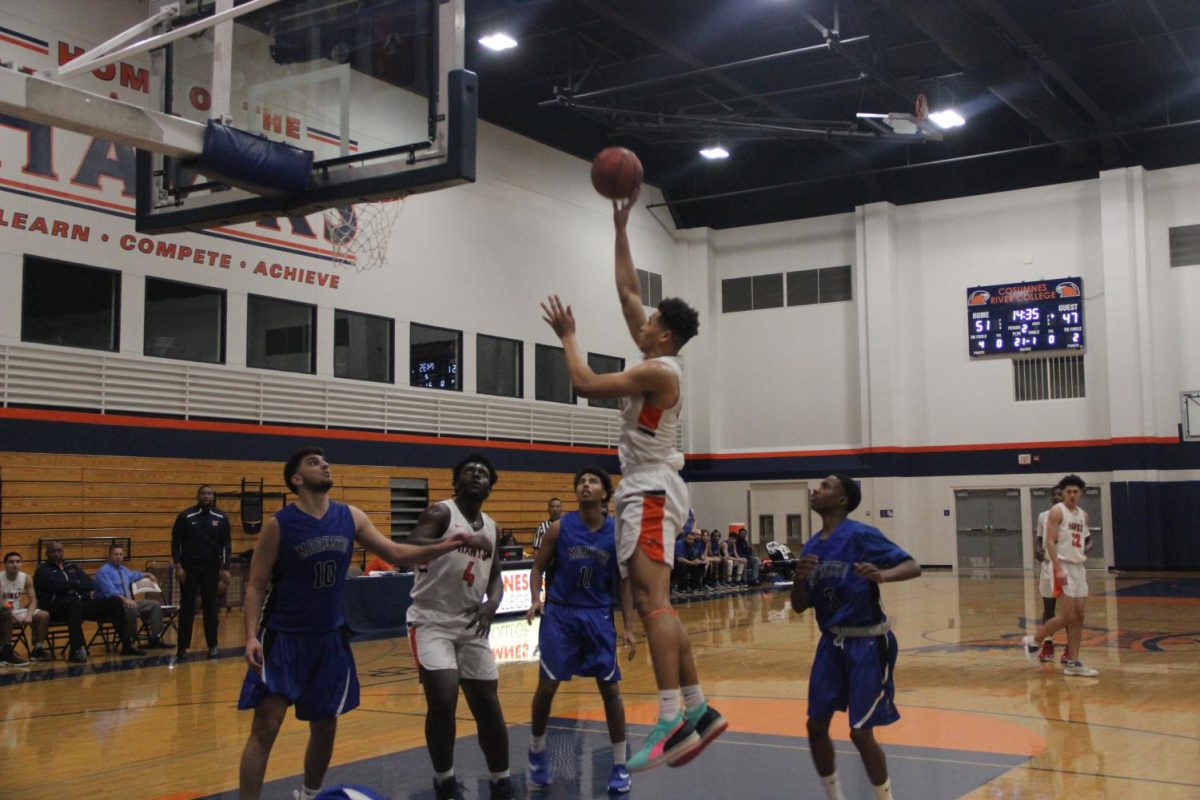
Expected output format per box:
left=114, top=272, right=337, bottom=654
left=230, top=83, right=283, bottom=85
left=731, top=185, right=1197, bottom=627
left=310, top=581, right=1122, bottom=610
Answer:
left=497, top=529, right=517, bottom=548
left=94, top=544, right=170, bottom=650
left=3, top=552, right=49, bottom=664
left=724, top=530, right=748, bottom=584
left=735, top=529, right=761, bottom=585
left=679, top=530, right=708, bottom=593
left=705, top=530, right=728, bottom=588
left=33, top=541, right=91, bottom=663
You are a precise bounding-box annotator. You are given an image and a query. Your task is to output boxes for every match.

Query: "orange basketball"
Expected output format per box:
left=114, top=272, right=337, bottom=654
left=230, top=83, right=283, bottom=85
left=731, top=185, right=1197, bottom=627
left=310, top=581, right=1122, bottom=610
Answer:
left=590, top=147, right=643, bottom=199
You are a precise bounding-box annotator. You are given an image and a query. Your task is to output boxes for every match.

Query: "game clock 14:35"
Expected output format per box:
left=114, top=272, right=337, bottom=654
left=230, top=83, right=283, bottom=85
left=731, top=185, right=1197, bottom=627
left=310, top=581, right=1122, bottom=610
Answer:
left=966, top=277, right=1084, bottom=358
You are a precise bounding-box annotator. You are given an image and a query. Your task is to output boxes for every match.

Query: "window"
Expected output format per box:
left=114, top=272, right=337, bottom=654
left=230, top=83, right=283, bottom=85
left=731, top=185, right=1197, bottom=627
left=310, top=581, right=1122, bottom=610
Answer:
left=637, top=268, right=663, bottom=307
left=536, top=343, right=574, bottom=404
left=1169, top=224, right=1200, bottom=268
left=410, top=323, right=461, bottom=391
left=758, top=514, right=775, bottom=541
left=786, top=514, right=805, bottom=542
left=144, top=278, right=225, bottom=363
left=587, top=353, right=625, bottom=409
left=1014, top=355, right=1085, bottom=401
left=752, top=273, right=784, bottom=309
left=477, top=334, right=523, bottom=398
left=722, top=276, right=752, bottom=312
left=818, top=265, right=852, bottom=302
left=22, top=256, right=120, bottom=351
left=247, top=295, right=315, bottom=374
left=335, top=310, right=393, bottom=383
left=787, top=265, right=852, bottom=306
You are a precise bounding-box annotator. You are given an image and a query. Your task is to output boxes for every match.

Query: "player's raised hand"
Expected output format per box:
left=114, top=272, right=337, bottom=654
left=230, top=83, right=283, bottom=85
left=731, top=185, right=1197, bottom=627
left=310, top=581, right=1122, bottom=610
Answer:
left=612, top=185, right=641, bottom=229
left=525, top=598, right=544, bottom=625
left=853, top=562, right=885, bottom=583
left=540, top=295, right=576, bottom=339
left=794, top=554, right=820, bottom=580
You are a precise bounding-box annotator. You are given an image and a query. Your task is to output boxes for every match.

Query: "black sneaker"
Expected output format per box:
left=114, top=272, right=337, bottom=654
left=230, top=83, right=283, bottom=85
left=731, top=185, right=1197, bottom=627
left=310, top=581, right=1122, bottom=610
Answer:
left=669, top=703, right=728, bottom=767
left=1, top=646, right=29, bottom=667
left=433, top=776, right=465, bottom=800
left=207, top=646, right=220, bottom=658
left=120, top=645, right=147, bottom=656
left=175, top=649, right=189, bottom=662
left=67, top=647, right=88, bottom=664
left=489, top=776, right=516, bottom=800
left=146, top=638, right=173, bottom=649
left=30, top=647, right=51, bottom=662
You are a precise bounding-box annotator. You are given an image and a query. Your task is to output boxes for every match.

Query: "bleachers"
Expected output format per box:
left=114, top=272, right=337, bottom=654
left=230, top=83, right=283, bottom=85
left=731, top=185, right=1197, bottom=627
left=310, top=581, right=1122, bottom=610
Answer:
left=0, top=451, right=602, bottom=569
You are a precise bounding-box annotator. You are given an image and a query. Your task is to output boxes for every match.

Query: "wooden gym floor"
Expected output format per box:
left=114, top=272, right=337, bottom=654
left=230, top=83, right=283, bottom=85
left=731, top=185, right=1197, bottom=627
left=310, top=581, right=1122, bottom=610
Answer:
left=2, top=571, right=1199, bottom=799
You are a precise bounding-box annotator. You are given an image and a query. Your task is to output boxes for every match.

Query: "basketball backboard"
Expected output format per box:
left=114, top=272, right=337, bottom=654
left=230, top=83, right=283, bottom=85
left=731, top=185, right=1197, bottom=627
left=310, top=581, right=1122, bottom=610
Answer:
left=128, top=0, right=475, bottom=233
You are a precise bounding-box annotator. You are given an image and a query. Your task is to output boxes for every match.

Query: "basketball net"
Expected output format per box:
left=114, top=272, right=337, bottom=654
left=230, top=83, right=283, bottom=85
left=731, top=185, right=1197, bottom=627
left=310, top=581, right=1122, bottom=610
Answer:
left=322, top=198, right=404, bottom=272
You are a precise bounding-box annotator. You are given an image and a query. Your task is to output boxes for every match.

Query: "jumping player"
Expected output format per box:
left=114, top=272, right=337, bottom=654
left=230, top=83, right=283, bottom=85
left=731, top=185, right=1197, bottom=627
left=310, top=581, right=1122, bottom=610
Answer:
left=525, top=466, right=637, bottom=793
left=237, top=448, right=484, bottom=800
left=791, top=474, right=921, bottom=800
left=1034, top=485, right=1065, bottom=662
left=1023, top=475, right=1098, bottom=677
left=405, top=453, right=513, bottom=800
left=541, top=186, right=725, bottom=772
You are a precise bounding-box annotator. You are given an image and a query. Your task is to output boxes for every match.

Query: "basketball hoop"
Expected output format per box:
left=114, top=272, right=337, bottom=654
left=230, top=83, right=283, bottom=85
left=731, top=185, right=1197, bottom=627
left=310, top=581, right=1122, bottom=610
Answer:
left=322, top=198, right=404, bottom=272
left=914, top=93, right=929, bottom=121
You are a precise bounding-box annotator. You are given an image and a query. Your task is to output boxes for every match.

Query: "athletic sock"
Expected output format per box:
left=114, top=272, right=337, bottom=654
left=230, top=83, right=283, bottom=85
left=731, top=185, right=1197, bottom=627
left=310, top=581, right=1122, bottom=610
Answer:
left=658, top=689, right=681, bottom=722
left=821, top=772, right=846, bottom=800
left=612, top=740, right=627, bottom=766
left=489, top=770, right=510, bottom=781
left=530, top=734, right=547, bottom=754
left=681, top=684, right=706, bottom=712
left=435, top=768, right=455, bottom=782
left=871, top=778, right=894, bottom=799
left=297, top=787, right=320, bottom=800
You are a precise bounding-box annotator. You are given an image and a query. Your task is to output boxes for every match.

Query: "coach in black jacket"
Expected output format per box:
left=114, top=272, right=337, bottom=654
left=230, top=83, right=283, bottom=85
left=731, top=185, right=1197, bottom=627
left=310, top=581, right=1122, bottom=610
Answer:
left=171, top=485, right=231, bottom=660
left=32, top=541, right=92, bottom=662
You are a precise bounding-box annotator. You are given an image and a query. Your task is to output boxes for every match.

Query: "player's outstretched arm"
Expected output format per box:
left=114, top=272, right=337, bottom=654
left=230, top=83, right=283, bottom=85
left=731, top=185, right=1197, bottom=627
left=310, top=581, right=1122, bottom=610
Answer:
left=351, top=505, right=475, bottom=565
left=613, top=188, right=648, bottom=344
left=243, top=516, right=281, bottom=671
left=526, top=522, right=559, bottom=624
left=541, top=302, right=675, bottom=401
left=853, top=558, right=921, bottom=584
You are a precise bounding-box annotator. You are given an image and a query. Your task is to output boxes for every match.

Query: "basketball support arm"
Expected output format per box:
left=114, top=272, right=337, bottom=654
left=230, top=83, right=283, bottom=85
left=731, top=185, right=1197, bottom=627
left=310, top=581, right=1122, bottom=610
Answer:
left=0, top=67, right=205, bottom=158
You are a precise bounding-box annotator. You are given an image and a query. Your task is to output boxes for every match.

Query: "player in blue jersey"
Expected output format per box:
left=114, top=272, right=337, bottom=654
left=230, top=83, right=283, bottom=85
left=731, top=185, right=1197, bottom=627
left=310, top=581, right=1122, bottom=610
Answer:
left=791, top=475, right=921, bottom=800
left=237, top=448, right=487, bottom=800
left=525, top=466, right=637, bottom=793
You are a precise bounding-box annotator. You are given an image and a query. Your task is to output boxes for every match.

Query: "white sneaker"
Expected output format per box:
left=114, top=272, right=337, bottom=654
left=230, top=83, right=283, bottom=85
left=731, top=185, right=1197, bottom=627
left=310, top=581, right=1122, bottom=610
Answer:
left=1063, top=661, right=1099, bottom=677
left=1020, top=635, right=1039, bottom=664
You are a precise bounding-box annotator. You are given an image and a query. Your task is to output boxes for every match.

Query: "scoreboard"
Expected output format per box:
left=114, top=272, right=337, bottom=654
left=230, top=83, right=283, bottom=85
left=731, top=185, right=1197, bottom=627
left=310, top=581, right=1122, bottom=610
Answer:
left=967, top=277, right=1084, bottom=358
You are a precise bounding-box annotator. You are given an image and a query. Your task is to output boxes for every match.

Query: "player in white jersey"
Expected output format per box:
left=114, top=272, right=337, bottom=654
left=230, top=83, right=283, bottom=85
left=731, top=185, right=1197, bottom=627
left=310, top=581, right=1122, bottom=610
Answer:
left=541, top=185, right=726, bottom=774
left=1022, top=475, right=1098, bottom=676
left=405, top=453, right=513, bottom=800
left=1034, top=485, right=1065, bottom=662
left=2, top=552, right=49, bottom=665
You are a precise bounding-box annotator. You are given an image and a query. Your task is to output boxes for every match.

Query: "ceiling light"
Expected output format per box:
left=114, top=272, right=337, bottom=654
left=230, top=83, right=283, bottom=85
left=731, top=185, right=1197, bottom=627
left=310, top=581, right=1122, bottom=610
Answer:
left=928, top=109, right=966, bottom=129
left=699, top=146, right=729, bottom=160
left=479, top=33, right=518, bottom=51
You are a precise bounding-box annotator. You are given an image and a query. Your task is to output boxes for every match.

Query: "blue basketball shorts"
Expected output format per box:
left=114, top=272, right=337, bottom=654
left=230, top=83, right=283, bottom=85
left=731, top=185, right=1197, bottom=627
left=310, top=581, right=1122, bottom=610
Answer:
left=238, top=628, right=360, bottom=721
left=538, top=603, right=620, bottom=683
left=807, top=631, right=900, bottom=729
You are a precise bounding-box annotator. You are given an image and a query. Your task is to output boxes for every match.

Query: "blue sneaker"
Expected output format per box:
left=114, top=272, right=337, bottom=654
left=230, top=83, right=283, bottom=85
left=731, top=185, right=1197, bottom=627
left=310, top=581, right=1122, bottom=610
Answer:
left=527, top=747, right=552, bottom=789
left=607, top=764, right=632, bottom=793
left=627, top=714, right=699, bottom=772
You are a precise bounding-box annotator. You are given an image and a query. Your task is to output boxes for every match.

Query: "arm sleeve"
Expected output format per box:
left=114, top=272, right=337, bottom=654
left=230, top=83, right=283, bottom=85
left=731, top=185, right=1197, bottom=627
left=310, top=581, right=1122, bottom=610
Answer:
left=171, top=512, right=186, bottom=563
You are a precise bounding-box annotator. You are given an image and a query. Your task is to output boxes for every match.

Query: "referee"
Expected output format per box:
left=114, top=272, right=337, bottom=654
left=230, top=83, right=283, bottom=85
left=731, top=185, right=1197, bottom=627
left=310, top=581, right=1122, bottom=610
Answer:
left=532, top=496, right=562, bottom=553
left=172, top=485, right=231, bottom=661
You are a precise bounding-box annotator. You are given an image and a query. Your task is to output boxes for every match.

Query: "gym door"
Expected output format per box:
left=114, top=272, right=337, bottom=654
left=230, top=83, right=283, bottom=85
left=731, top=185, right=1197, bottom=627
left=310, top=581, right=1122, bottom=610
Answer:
left=955, top=488, right=1023, bottom=569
